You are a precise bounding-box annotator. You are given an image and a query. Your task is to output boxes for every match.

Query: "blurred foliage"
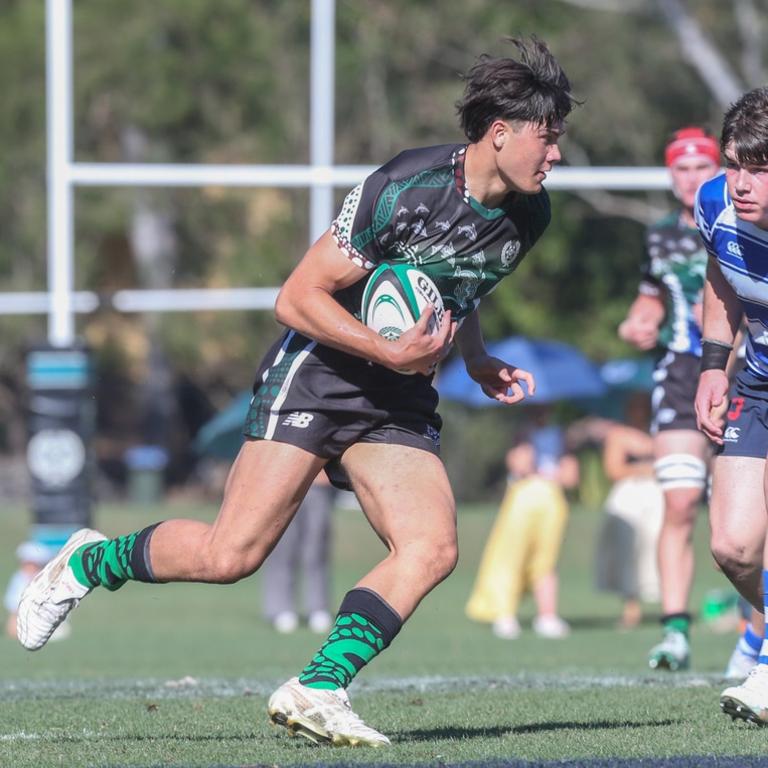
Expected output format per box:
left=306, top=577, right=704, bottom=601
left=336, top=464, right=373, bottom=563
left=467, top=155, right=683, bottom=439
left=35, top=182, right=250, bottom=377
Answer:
left=0, top=0, right=763, bottom=496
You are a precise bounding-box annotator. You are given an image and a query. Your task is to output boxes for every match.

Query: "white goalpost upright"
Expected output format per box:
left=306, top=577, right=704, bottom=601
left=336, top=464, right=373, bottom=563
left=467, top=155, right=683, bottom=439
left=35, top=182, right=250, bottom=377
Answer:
left=0, top=0, right=671, bottom=343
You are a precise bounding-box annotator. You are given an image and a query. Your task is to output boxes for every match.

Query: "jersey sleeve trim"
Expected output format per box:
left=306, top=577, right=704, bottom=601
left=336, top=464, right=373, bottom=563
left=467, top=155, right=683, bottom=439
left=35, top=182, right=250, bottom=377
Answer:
left=694, top=174, right=728, bottom=259
left=638, top=280, right=662, bottom=297
left=331, top=182, right=376, bottom=270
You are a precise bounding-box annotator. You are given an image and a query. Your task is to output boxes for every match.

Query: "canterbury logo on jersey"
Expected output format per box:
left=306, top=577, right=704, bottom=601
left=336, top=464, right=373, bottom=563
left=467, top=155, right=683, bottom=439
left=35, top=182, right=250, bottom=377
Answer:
left=282, top=412, right=314, bottom=428
left=727, top=240, right=744, bottom=257
left=723, top=426, right=741, bottom=442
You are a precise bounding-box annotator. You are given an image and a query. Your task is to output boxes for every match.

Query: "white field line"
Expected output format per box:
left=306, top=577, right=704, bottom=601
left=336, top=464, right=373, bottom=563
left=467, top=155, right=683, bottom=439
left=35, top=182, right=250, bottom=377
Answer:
left=0, top=672, right=727, bottom=704
left=0, top=731, right=41, bottom=742
left=0, top=729, right=98, bottom=742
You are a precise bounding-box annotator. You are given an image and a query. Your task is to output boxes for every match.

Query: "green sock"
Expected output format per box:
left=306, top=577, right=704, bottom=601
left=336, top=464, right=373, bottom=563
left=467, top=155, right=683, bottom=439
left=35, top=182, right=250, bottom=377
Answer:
left=69, top=524, right=159, bottom=592
left=298, top=612, right=387, bottom=690
left=663, top=613, right=691, bottom=637
left=298, top=588, right=402, bottom=690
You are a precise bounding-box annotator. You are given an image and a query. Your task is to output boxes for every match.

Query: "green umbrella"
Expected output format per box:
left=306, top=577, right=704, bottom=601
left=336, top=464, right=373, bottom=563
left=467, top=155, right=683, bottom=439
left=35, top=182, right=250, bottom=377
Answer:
left=193, top=391, right=253, bottom=460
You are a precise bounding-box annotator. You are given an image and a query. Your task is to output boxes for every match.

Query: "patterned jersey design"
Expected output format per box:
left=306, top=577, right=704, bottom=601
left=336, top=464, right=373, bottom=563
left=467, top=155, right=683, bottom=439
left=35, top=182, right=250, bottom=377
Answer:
left=695, top=173, right=768, bottom=379
left=331, top=143, right=551, bottom=320
left=639, top=212, right=706, bottom=355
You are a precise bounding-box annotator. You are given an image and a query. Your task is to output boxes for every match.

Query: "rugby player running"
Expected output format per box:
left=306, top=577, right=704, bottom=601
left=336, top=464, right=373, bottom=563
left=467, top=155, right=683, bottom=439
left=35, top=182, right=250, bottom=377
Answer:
left=619, top=128, right=720, bottom=671
left=17, top=37, right=578, bottom=747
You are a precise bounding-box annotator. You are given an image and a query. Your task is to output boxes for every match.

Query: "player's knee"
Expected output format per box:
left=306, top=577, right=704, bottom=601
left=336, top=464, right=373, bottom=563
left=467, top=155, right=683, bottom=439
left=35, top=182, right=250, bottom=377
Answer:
left=417, top=537, right=458, bottom=585
left=662, top=495, right=699, bottom=526
left=437, top=540, right=459, bottom=580
left=204, top=549, right=259, bottom=584
left=710, top=532, right=759, bottom=581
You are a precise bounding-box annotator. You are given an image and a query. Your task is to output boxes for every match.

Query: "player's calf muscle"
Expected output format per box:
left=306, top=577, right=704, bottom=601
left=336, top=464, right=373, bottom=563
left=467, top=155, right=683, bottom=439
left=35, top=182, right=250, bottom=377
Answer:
left=148, top=521, right=261, bottom=583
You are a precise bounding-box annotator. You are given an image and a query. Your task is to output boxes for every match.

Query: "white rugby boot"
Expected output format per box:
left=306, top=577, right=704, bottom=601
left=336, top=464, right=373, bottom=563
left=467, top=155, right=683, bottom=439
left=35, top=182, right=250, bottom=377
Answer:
left=725, top=643, right=759, bottom=680
left=267, top=676, right=390, bottom=747
left=16, top=529, right=106, bottom=651
left=648, top=629, right=690, bottom=671
left=721, top=664, right=768, bottom=725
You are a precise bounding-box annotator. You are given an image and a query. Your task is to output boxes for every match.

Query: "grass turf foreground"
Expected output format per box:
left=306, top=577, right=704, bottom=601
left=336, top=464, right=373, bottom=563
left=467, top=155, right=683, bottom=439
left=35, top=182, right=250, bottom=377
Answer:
left=3, top=675, right=768, bottom=766
left=1, top=500, right=766, bottom=766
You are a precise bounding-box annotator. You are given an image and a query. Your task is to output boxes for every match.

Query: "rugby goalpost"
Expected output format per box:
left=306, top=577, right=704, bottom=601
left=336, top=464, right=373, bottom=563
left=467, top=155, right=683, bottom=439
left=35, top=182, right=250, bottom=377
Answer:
left=0, top=0, right=671, bottom=347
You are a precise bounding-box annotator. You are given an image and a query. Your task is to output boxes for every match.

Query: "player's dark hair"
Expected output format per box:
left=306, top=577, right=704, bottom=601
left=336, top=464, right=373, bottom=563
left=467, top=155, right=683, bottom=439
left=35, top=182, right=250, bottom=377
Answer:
left=456, top=36, right=579, bottom=142
left=721, top=86, right=768, bottom=166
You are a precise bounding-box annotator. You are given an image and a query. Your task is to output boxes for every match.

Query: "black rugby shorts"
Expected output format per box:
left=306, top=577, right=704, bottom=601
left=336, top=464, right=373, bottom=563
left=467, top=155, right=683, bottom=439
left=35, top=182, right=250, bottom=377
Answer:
left=243, top=331, right=442, bottom=489
left=651, top=351, right=700, bottom=434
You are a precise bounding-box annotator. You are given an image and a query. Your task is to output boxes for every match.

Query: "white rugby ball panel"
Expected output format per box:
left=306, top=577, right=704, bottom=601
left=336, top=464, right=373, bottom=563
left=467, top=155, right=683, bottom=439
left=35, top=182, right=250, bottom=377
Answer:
left=403, top=267, right=445, bottom=334
left=361, top=268, right=416, bottom=340
left=361, top=264, right=443, bottom=338
left=361, top=264, right=445, bottom=375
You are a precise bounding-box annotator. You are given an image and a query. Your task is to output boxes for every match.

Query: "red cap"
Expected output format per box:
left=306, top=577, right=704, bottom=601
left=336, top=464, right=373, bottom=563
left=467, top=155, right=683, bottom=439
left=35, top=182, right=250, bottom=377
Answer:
left=664, top=127, right=720, bottom=167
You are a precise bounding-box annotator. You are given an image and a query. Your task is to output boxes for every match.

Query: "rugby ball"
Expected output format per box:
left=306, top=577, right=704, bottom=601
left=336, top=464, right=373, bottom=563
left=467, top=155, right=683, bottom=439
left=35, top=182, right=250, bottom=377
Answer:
left=361, top=263, right=445, bottom=374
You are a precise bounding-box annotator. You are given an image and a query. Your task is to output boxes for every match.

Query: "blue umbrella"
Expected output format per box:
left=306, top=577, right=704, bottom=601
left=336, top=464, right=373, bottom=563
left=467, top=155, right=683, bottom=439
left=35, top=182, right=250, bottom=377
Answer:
left=436, top=336, right=607, bottom=406
left=599, top=356, right=655, bottom=392
left=193, top=390, right=253, bottom=460
left=586, top=356, right=657, bottom=420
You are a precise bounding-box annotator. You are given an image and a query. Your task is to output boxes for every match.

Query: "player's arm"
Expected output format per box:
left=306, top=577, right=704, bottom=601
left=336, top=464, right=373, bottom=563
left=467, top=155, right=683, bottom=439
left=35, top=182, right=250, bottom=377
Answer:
left=725, top=323, right=746, bottom=379
left=691, top=299, right=703, bottom=330
left=695, top=257, right=742, bottom=443
left=453, top=309, right=535, bottom=404
left=603, top=426, right=653, bottom=482
left=618, top=291, right=665, bottom=350
left=274, top=230, right=452, bottom=375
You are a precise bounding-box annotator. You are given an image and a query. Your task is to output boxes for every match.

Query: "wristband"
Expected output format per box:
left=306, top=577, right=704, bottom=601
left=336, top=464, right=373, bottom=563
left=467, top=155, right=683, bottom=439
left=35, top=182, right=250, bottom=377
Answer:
left=700, top=339, right=732, bottom=372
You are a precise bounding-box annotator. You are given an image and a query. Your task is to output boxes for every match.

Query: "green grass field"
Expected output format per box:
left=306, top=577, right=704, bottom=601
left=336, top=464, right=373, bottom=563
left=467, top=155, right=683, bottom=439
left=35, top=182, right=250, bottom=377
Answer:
left=1, top=499, right=766, bottom=767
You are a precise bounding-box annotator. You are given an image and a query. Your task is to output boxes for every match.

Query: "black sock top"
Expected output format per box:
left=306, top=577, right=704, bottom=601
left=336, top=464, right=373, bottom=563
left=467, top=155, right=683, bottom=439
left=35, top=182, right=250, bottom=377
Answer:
left=338, top=588, right=402, bottom=646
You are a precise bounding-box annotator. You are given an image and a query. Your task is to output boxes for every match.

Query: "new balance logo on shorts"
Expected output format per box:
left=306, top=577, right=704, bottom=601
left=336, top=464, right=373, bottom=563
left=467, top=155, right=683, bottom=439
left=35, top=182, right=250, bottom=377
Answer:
left=423, top=425, right=440, bottom=448
left=282, top=412, right=314, bottom=428
left=723, top=426, right=741, bottom=443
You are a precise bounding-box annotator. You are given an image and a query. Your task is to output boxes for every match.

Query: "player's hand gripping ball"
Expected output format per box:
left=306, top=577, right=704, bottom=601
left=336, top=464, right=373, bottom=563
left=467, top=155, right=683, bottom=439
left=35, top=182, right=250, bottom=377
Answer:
left=361, top=263, right=445, bottom=375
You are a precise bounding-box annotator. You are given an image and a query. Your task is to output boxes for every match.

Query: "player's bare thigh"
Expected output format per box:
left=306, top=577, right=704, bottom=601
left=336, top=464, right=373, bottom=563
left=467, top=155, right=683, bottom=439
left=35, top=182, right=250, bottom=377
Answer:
left=339, top=442, right=457, bottom=620
left=150, top=439, right=326, bottom=582
left=654, top=428, right=710, bottom=463
left=709, top=455, right=767, bottom=567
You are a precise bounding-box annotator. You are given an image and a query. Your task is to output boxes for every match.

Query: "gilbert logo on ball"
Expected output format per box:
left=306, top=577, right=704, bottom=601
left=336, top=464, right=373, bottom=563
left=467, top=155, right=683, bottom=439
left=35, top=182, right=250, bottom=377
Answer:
left=361, top=263, right=445, bottom=374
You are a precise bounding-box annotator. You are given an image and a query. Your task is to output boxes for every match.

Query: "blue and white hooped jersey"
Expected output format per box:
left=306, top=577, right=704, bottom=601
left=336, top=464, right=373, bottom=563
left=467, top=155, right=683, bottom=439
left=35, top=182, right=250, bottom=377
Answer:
left=695, top=173, right=768, bottom=379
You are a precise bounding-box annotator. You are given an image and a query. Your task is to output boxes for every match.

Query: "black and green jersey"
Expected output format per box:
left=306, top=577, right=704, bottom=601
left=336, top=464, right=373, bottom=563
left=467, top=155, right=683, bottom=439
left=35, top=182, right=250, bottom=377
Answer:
left=639, top=211, right=706, bottom=356
left=332, top=143, right=551, bottom=320
left=245, top=144, right=551, bottom=463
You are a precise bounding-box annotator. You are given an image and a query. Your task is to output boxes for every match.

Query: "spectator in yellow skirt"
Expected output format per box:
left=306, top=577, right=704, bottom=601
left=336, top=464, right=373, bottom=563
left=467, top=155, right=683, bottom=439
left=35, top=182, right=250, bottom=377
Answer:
left=466, top=426, right=578, bottom=639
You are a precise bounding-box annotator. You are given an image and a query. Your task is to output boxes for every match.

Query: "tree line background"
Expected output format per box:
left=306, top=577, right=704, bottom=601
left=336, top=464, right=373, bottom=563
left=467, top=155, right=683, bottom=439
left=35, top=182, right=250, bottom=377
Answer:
left=0, top=0, right=765, bottom=500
